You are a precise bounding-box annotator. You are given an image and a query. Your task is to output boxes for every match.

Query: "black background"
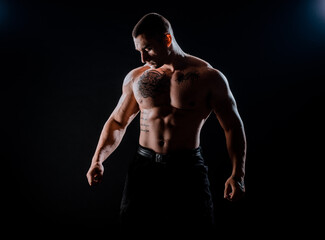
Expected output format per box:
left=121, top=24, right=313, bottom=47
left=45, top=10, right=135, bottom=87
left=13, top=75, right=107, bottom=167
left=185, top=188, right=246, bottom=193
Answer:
left=2, top=0, right=324, bottom=237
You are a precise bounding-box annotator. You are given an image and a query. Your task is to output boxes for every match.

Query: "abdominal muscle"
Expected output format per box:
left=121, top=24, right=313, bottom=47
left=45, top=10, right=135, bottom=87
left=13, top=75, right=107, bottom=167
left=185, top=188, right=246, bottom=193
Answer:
left=138, top=106, right=208, bottom=154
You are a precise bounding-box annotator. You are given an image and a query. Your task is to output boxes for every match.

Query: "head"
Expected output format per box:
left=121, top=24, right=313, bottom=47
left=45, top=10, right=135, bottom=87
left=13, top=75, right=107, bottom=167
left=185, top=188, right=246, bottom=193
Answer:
left=132, top=13, right=177, bottom=68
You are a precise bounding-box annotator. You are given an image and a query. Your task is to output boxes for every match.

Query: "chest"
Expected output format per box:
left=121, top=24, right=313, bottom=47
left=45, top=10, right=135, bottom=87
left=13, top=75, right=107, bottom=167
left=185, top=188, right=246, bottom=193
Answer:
left=133, top=69, right=206, bottom=109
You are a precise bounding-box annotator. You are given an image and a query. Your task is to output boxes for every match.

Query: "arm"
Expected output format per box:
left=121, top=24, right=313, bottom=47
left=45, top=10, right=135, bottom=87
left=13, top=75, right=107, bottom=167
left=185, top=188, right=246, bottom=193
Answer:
left=86, top=70, right=139, bottom=186
left=209, top=69, right=247, bottom=201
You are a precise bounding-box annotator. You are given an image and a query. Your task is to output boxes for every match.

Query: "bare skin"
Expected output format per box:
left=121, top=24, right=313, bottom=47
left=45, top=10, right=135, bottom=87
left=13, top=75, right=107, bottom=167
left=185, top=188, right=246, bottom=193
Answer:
left=86, top=32, right=246, bottom=202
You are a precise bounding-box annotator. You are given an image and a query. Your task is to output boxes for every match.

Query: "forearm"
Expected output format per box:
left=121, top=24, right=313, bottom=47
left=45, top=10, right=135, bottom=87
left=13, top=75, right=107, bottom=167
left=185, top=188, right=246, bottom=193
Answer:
left=225, top=124, right=247, bottom=180
left=92, top=118, right=126, bottom=164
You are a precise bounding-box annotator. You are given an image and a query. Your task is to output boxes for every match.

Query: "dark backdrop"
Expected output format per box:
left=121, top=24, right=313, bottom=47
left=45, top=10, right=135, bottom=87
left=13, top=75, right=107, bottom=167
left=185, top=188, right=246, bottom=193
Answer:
left=2, top=0, right=324, bottom=237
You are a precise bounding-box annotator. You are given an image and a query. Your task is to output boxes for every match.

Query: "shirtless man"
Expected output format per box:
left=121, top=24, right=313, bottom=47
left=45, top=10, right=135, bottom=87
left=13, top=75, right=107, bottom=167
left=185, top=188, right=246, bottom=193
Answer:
left=86, top=13, right=246, bottom=232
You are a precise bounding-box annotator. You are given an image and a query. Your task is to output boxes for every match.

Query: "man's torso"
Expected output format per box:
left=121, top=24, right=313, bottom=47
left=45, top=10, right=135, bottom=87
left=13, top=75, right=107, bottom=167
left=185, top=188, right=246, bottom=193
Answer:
left=132, top=55, right=215, bottom=153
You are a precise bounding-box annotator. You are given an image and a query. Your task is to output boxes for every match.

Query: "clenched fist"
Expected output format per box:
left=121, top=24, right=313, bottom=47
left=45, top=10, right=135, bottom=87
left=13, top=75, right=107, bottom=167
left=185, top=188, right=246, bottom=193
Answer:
left=86, top=162, right=104, bottom=186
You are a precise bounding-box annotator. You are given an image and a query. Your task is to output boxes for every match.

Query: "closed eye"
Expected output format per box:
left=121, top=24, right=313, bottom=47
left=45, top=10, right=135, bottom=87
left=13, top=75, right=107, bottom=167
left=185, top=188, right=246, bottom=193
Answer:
left=143, top=44, right=153, bottom=52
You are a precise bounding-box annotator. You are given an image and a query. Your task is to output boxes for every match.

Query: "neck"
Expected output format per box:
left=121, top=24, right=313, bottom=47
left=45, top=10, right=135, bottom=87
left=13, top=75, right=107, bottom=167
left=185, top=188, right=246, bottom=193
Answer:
left=163, top=41, right=187, bottom=72
left=171, top=39, right=185, bottom=57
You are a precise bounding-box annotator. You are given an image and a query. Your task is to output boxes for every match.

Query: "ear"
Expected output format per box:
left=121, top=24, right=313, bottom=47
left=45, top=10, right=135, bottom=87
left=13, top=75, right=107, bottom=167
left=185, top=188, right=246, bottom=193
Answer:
left=165, top=33, right=172, bottom=47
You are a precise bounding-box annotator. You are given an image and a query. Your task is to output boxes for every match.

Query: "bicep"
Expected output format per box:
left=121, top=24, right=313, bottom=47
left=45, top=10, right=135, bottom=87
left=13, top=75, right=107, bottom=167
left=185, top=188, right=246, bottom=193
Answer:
left=214, top=95, right=243, bottom=132
left=110, top=75, right=139, bottom=128
left=210, top=71, right=243, bottom=131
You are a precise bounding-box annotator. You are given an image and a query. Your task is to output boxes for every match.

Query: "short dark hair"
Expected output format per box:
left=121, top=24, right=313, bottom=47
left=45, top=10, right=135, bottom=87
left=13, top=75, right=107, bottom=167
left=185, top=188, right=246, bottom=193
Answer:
left=132, top=13, right=172, bottom=40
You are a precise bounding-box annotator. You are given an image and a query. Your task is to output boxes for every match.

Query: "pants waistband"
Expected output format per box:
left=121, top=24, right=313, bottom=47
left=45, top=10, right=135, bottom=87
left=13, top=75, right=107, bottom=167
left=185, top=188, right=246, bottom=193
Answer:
left=137, top=145, right=203, bottom=164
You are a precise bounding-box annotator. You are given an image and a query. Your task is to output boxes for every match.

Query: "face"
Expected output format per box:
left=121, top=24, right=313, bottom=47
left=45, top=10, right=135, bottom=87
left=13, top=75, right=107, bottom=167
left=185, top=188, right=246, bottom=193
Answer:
left=133, top=34, right=169, bottom=68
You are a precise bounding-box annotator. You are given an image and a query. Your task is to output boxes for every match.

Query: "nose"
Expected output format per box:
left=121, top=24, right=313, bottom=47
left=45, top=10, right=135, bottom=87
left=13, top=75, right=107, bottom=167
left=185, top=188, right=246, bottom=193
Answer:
left=141, top=51, right=149, bottom=64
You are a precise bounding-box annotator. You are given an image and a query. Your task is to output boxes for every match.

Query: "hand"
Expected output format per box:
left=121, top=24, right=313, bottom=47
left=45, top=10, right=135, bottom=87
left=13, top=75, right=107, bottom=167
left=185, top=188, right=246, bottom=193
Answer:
left=86, top=162, right=104, bottom=186
left=224, top=176, right=245, bottom=202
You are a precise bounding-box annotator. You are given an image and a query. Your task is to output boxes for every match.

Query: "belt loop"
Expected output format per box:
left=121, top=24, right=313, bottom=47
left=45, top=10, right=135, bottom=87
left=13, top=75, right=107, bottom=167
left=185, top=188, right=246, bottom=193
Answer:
left=155, top=154, right=166, bottom=164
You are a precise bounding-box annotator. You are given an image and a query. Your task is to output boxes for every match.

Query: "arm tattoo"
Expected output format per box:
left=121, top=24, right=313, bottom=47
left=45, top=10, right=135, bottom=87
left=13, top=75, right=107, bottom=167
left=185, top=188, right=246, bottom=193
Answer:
left=176, top=71, right=199, bottom=84
left=138, top=70, right=169, bottom=98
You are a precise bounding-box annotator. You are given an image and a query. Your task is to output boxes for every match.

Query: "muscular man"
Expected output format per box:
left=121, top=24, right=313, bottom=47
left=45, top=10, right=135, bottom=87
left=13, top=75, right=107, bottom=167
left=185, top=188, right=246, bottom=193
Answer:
left=86, top=13, right=246, bottom=233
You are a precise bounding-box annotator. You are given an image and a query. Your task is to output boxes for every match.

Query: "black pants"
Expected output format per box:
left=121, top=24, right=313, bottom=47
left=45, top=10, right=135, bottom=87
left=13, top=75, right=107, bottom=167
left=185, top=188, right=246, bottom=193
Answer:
left=119, top=145, right=215, bottom=235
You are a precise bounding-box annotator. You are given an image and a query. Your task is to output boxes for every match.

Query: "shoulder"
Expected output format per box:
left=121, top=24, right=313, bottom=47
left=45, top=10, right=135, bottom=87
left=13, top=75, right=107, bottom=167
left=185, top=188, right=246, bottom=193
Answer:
left=205, top=68, right=229, bottom=87
left=123, top=65, right=150, bottom=85
left=197, top=65, right=232, bottom=100
left=186, top=55, right=227, bottom=83
left=186, top=57, right=229, bottom=91
left=120, top=65, right=150, bottom=94
left=185, top=54, right=212, bottom=69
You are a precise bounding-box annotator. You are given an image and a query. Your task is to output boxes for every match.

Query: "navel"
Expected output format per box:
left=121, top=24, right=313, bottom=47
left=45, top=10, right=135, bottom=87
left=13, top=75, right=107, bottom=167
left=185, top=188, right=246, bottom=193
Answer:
left=158, top=139, right=165, bottom=147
